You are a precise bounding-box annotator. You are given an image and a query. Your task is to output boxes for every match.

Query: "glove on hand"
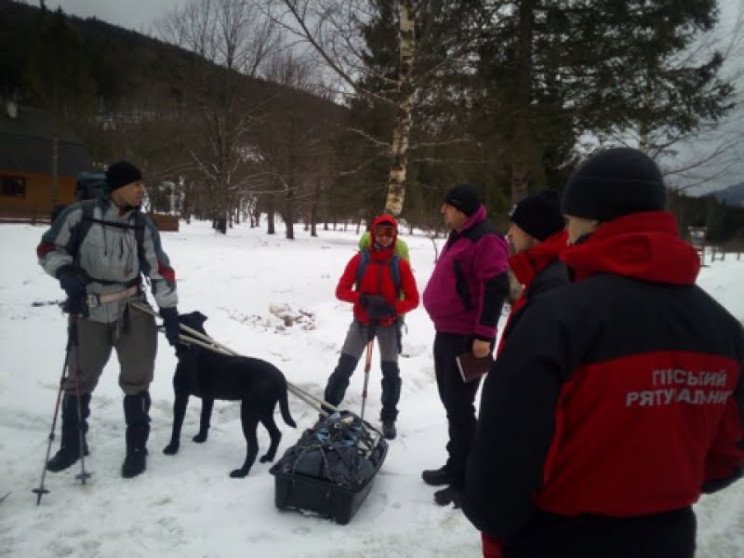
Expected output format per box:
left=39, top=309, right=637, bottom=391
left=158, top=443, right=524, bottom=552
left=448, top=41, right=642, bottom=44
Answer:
left=58, top=268, right=88, bottom=316
left=159, top=307, right=181, bottom=346
left=358, top=293, right=371, bottom=307
left=59, top=272, right=86, bottom=299
left=366, top=295, right=396, bottom=321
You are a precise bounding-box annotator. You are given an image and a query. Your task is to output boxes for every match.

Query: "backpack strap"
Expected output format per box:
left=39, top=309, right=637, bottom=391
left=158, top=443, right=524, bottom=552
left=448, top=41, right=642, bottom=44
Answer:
left=69, top=199, right=146, bottom=282
left=355, top=249, right=401, bottom=297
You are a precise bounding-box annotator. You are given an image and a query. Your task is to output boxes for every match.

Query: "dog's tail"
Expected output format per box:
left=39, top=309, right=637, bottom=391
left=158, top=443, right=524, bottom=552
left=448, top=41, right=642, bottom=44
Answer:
left=279, top=380, right=297, bottom=428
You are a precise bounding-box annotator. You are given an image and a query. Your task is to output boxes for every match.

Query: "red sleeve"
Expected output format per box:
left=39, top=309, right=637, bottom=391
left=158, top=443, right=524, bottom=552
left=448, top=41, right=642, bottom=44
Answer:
left=703, top=383, right=744, bottom=492
left=394, top=259, right=419, bottom=315
left=335, top=253, right=362, bottom=304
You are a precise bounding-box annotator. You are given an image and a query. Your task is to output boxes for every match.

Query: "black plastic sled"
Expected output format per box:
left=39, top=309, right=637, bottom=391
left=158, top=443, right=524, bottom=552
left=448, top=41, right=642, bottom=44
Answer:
left=269, top=411, right=388, bottom=525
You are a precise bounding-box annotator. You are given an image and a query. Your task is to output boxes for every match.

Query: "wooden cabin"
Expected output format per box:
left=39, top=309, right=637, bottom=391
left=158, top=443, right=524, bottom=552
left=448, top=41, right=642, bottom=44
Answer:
left=0, top=101, right=92, bottom=223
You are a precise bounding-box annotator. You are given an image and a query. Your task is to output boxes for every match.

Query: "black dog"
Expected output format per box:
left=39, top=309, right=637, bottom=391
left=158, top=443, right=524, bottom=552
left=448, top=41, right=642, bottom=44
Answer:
left=163, top=311, right=297, bottom=478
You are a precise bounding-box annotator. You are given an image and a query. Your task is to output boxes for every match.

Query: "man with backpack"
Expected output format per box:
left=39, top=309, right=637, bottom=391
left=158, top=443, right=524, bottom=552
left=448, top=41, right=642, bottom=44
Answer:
left=36, top=161, right=181, bottom=479
left=421, top=183, right=510, bottom=507
left=321, top=214, right=419, bottom=440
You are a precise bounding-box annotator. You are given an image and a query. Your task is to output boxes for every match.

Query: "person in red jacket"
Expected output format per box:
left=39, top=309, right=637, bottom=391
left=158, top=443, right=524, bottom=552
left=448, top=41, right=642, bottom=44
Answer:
left=464, top=147, right=744, bottom=558
left=481, top=190, right=569, bottom=558
left=499, top=190, right=569, bottom=353
left=322, top=215, right=419, bottom=439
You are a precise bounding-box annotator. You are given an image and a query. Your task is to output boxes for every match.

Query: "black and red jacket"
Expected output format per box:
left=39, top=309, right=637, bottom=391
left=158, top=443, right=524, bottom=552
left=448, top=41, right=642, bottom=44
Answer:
left=336, top=215, right=419, bottom=326
left=464, top=211, right=744, bottom=539
left=498, top=230, right=569, bottom=353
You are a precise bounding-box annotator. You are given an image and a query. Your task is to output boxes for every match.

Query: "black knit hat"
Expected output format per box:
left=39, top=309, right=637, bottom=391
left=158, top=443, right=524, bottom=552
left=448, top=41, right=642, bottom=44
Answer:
left=105, top=161, right=143, bottom=192
left=509, top=190, right=565, bottom=241
left=561, top=147, right=666, bottom=222
left=443, top=184, right=481, bottom=216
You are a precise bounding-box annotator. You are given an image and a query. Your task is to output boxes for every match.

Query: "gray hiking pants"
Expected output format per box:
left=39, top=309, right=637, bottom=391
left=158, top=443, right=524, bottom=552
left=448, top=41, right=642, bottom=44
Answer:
left=324, top=320, right=402, bottom=421
left=63, top=302, right=157, bottom=396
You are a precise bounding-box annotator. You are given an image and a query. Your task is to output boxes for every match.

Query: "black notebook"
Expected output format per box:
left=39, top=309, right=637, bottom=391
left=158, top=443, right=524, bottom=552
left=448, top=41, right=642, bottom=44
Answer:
left=456, top=352, right=493, bottom=383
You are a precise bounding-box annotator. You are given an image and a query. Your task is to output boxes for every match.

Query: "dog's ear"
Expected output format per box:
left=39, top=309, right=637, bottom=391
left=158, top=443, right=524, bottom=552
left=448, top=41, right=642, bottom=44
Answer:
left=196, top=311, right=208, bottom=325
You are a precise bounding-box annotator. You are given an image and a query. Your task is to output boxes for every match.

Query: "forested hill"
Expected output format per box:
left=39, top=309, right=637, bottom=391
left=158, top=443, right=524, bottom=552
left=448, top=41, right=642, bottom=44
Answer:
left=0, top=0, right=346, bottom=163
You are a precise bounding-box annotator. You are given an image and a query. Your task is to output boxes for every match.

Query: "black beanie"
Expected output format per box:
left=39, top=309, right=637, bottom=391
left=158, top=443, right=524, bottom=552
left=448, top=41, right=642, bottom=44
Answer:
left=561, top=147, right=666, bottom=222
left=509, top=190, right=565, bottom=241
left=443, top=184, right=481, bottom=216
left=105, top=161, right=143, bottom=192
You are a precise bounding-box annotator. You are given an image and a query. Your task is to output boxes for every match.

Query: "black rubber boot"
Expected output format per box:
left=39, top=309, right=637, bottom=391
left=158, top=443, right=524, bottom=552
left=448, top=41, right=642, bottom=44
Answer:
left=381, top=421, right=397, bottom=440
left=47, top=394, right=90, bottom=472
left=322, top=354, right=358, bottom=414
left=380, top=361, right=401, bottom=424
left=421, top=465, right=455, bottom=486
left=434, top=485, right=463, bottom=508
left=122, top=391, right=150, bottom=479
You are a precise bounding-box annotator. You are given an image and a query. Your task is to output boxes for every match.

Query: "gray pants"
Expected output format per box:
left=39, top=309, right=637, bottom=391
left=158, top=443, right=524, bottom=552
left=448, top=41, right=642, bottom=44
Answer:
left=324, top=320, right=402, bottom=421
left=64, top=302, right=157, bottom=396
left=340, top=321, right=399, bottom=362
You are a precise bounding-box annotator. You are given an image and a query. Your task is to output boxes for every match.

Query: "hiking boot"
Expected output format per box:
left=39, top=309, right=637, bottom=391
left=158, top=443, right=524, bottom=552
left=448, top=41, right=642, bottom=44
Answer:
left=434, top=485, right=463, bottom=508
left=47, top=394, right=90, bottom=473
left=122, top=391, right=150, bottom=479
left=381, top=421, right=397, bottom=440
left=46, top=445, right=89, bottom=473
left=121, top=448, right=147, bottom=479
left=422, top=465, right=454, bottom=486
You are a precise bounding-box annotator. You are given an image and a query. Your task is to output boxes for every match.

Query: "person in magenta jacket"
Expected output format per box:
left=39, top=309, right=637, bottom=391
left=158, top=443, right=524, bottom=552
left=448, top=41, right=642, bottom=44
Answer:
left=421, top=184, right=510, bottom=507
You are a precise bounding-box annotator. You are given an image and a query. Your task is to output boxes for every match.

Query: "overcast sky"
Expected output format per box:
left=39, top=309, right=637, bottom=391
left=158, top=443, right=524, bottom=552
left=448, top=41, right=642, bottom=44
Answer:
left=44, top=0, right=185, bottom=34
left=38, top=0, right=744, bottom=192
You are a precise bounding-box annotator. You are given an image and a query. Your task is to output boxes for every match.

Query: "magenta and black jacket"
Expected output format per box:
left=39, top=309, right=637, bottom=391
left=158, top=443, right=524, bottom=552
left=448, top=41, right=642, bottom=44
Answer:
left=464, top=211, right=744, bottom=539
left=423, top=205, right=509, bottom=341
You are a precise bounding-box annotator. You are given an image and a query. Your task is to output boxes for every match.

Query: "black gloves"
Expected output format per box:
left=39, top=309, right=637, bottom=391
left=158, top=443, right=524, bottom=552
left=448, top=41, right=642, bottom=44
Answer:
left=159, top=307, right=181, bottom=346
left=57, top=267, right=88, bottom=316
left=360, top=294, right=396, bottom=320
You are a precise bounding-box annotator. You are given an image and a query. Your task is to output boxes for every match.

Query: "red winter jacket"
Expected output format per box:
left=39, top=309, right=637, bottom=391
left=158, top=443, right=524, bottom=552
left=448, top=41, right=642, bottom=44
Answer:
left=336, top=215, right=419, bottom=326
left=464, top=211, right=744, bottom=539
left=497, top=230, right=568, bottom=354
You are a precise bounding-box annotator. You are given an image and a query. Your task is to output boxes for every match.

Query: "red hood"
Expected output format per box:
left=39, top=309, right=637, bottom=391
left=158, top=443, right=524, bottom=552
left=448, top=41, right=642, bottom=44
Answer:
left=509, top=230, right=568, bottom=287
left=561, top=211, right=700, bottom=284
left=370, top=214, right=398, bottom=258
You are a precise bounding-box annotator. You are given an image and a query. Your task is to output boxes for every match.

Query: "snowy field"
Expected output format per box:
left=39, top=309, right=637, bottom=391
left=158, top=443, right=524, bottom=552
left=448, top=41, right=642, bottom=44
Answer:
left=0, top=219, right=742, bottom=557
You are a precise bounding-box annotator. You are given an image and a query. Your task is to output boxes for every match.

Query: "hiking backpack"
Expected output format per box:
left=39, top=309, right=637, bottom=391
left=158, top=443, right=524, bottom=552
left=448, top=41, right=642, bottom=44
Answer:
left=354, top=248, right=401, bottom=297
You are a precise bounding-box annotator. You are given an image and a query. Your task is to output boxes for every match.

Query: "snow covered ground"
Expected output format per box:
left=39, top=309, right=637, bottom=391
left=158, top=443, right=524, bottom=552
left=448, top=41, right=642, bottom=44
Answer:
left=0, top=219, right=742, bottom=557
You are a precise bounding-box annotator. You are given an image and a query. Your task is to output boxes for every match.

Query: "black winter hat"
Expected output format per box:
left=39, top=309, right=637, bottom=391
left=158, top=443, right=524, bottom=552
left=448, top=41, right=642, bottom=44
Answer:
left=443, top=184, right=481, bottom=216
left=105, top=161, right=143, bottom=192
left=509, top=190, right=565, bottom=241
left=561, top=147, right=666, bottom=222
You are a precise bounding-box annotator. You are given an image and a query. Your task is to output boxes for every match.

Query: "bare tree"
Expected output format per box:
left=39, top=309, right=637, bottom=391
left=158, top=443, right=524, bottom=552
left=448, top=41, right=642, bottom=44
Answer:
left=157, top=0, right=281, bottom=232
left=271, top=0, right=417, bottom=216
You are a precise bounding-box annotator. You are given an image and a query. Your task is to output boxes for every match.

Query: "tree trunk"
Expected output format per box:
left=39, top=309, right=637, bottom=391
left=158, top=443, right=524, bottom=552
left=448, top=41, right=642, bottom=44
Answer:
left=267, top=194, right=276, bottom=235
left=510, top=0, right=535, bottom=205
left=384, top=0, right=415, bottom=217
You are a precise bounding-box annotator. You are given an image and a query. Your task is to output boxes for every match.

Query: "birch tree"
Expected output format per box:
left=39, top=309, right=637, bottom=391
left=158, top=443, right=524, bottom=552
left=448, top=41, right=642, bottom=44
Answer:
left=272, top=0, right=416, bottom=216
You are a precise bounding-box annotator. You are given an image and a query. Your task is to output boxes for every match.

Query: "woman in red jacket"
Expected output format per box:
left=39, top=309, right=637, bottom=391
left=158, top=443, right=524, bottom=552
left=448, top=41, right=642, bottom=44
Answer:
left=321, top=215, right=419, bottom=439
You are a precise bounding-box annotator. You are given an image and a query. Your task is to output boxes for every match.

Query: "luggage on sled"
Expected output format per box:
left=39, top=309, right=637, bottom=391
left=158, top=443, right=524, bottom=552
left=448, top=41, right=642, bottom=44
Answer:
left=269, top=411, right=388, bottom=525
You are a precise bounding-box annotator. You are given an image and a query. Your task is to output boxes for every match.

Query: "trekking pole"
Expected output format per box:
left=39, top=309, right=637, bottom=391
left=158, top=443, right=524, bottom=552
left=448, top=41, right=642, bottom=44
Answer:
left=359, top=324, right=377, bottom=421
left=69, top=315, right=92, bottom=485
left=32, top=321, right=74, bottom=505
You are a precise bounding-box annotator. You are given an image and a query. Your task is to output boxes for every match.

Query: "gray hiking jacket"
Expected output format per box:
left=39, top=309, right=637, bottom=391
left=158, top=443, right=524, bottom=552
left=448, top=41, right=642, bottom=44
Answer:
left=37, top=197, right=178, bottom=323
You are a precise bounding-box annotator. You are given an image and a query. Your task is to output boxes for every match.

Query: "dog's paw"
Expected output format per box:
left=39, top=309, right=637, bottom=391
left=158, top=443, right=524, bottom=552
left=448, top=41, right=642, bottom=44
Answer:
left=163, top=442, right=179, bottom=455
left=259, top=454, right=275, bottom=464
left=192, top=432, right=208, bottom=444
left=229, top=468, right=249, bottom=479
